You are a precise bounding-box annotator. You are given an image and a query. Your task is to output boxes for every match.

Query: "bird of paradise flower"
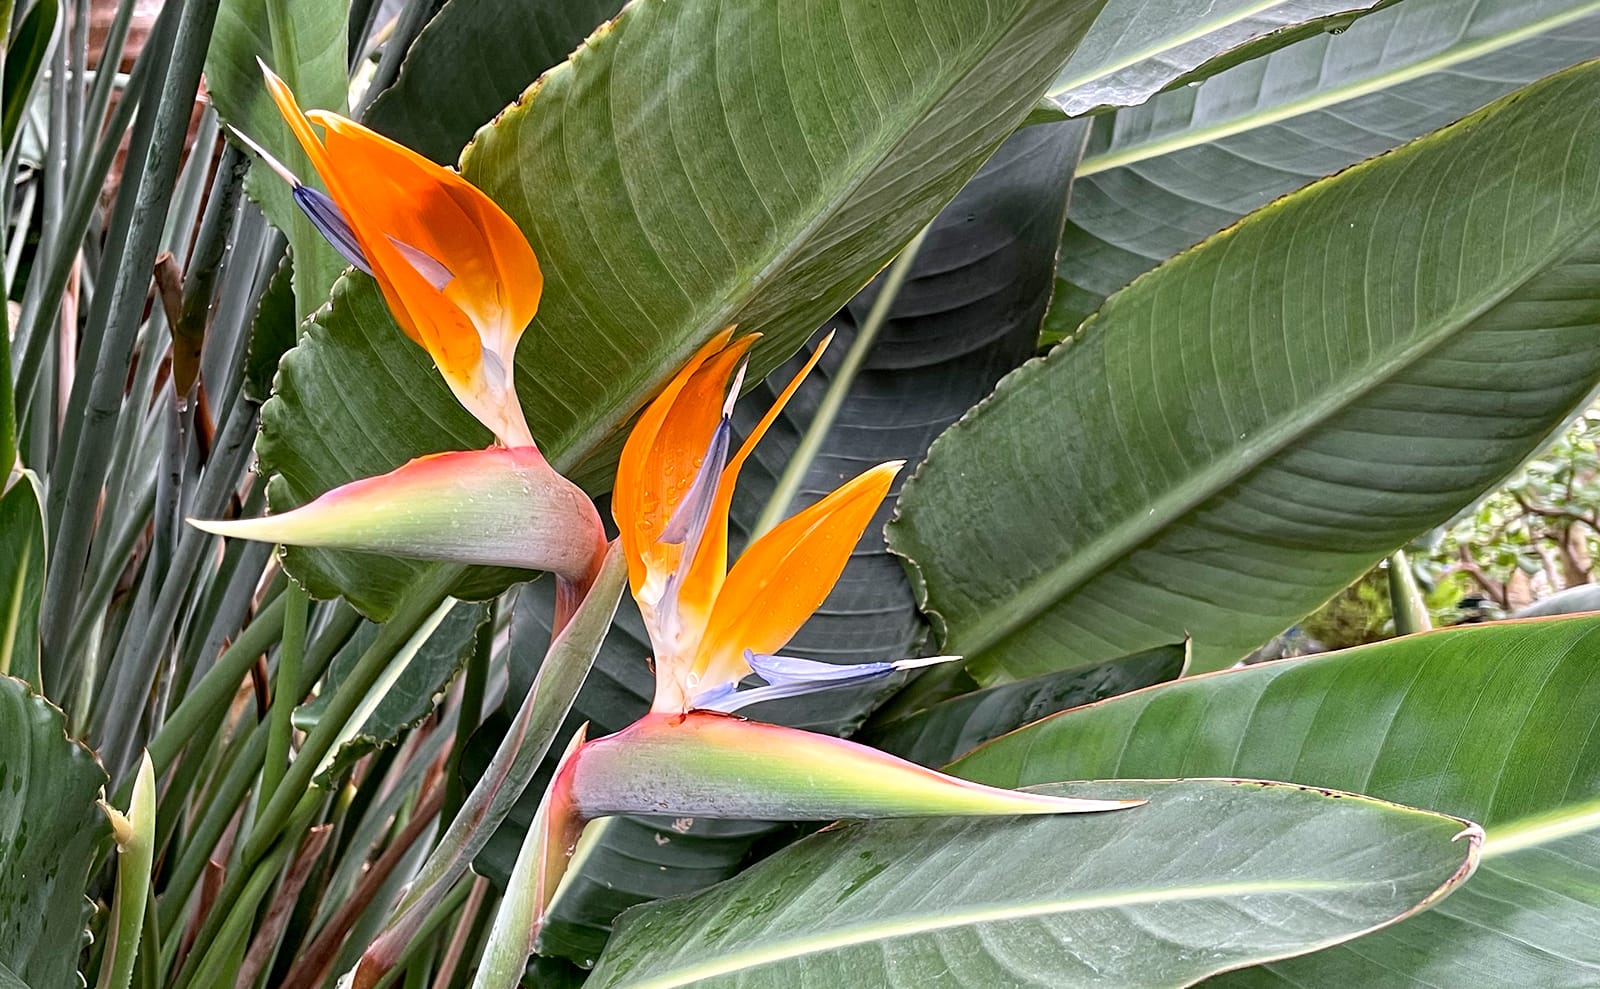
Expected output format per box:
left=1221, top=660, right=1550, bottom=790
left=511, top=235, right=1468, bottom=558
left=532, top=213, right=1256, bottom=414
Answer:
left=194, top=62, right=1141, bottom=966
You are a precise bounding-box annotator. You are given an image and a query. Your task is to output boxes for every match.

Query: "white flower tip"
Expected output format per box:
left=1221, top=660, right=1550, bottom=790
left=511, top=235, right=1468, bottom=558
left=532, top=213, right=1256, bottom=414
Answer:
left=891, top=654, right=962, bottom=671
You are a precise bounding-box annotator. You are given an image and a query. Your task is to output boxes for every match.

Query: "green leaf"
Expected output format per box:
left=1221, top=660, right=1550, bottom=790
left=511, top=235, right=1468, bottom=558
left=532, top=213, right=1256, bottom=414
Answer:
left=2, top=0, right=57, bottom=151
left=1046, top=0, right=1394, bottom=118
left=259, top=0, right=1109, bottom=618
left=0, top=472, right=43, bottom=690
left=586, top=779, right=1480, bottom=988
left=859, top=643, right=1186, bottom=768
left=242, top=251, right=295, bottom=405
left=293, top=598, right=486, bottom=783
left=474, top=119, right=1090, bottom=961
left=0, top=272, right=11, bottom=477
left=1050, top=0, right=1600, bottom=337
left=206, top=0, right=351, bottom=316
left=951, top=616, right=1600, bottom=986
left=891, top=58, right=1600, bottom=679
left=0, top=675, right=110, bottom=989
left=363, top=0, right=623, bottom=164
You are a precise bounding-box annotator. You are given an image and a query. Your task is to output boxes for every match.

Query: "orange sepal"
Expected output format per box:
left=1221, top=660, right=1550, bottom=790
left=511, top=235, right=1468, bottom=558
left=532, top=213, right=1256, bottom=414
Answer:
left=260, top=63, right=541, bottom=445
left=307, top=111, right=542, bottom=378
left=695, top=460, right=902, bottom=689
left=675, top=333, right=834, bottom=621
left=614, top=329, right=752, bottom=596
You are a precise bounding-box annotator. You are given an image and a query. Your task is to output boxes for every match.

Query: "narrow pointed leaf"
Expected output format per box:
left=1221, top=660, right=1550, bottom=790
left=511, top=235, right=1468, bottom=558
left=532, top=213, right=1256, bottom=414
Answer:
left=892, top=58, right=1600, bottom=679
left=0, top=676, right=110, bottom=989
left=1051, top=0, right=1600, bottom=337
left=953, top=616, right=1600, bottom=986
left=587, top=779, right=1480, bottom=988
left=2, top=0, right=58, bottom=151
left=259, top=0, right=1109, bottom=617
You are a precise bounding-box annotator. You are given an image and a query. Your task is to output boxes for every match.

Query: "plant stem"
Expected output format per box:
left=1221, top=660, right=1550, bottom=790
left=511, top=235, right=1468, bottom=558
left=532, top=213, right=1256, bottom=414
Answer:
left=97, top=754, right=156, bottom=989
left=442, top=602, right=493, bottom=822
left=241, top=565, right=464, bottom=867
left=370, top=881, right=475, bottom=989
left=145, top=593, right=287, bottom=776
left=1388, top=551, right=1432, bottom=635
left=260, top=583, right=310, bottom=816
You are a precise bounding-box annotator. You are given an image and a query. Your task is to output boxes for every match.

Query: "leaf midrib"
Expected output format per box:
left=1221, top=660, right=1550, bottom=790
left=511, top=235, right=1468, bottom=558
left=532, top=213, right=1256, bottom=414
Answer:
left=1050, top=0, right=1345, bottom=99
left=950, top=171, right=1600, bottom=659
left=1483, top=796, right=1600, bottom=859
left=1077, top=3, right=1600, bottom=176
left=607, top=877, right=1383, bottom=989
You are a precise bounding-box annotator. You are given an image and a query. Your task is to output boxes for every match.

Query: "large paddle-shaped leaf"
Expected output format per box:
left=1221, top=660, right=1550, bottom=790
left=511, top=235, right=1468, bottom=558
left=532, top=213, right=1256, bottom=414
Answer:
left=474, top=119, right=1091, bottom=961
left=207, top=0, right=351, bottom=314
left=953, top=616, right=1600, bottom=986
left=1050, top=0, right=1600, bottom=337
left=259, top=0, right=1108, bottom=617
left=860, top=643, right=1187, bottom=768
left=585, top=778, right=1480, bottom=988
left=891, top=58, right=1600, bottom=679
left=363, top=0, right=624, bottom=164
left=0, top=675, right=110, bottom=988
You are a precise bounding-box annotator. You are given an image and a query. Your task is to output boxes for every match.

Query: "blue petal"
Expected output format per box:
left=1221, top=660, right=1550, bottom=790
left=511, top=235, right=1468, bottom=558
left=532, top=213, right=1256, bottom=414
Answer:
left=293, top=186, right=372, bottom=276
left=692, top=651, right=898, bottom=713
left=746, top=651, right=896, bottom=684
left=660, top=416, right=730, bottom=548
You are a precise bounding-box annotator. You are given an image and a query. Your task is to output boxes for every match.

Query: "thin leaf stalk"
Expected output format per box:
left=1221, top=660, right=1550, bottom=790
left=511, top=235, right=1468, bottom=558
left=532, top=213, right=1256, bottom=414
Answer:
left=38, top=0, right=221, bottom=678
left=1388, top=550, right=1432, bottom=635
left=170, top=789, right=323, bottom=989
left=751, top=225, right=930, bottom=538
left=442, top=600, right=493, bottom=823
left=259, top=582, right=310, bottom=816
left=241, top=564, right=465, bottom=867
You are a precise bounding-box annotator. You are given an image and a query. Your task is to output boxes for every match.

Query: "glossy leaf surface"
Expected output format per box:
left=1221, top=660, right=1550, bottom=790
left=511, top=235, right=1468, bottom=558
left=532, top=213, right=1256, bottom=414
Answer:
left=0, top=676, right=109, bottom=989
left=587, top=779, right=1478, bottom=988
left=892, top=59, right=1600, bottom=678
left=1050, top=0, right=1600, bottom=336
left=954, top=617, right=1600, bottom=986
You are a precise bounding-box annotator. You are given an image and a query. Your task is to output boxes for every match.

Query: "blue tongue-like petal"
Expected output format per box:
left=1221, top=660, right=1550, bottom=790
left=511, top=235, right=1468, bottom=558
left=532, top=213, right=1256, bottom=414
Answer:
left=292, top=186, right=372, bottom=276
left=660, top=415, right=730, bottom=550
left=746, top=651, right=896, bottom=683
left=692, top=651, right=960, bottom=713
